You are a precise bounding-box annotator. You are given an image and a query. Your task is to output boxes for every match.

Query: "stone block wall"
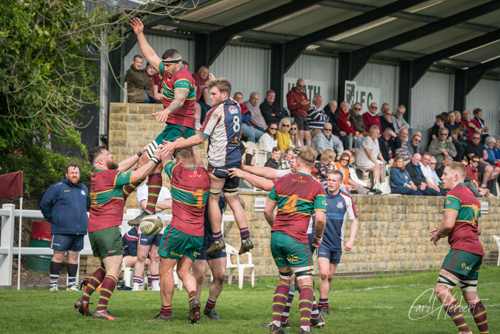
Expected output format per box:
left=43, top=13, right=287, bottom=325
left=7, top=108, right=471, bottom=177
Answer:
left=97, top=103, right=500, bottom=281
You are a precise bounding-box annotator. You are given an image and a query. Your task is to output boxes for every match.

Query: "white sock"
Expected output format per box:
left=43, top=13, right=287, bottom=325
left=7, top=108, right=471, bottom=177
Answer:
left=152, top=281, right=160, bottom=290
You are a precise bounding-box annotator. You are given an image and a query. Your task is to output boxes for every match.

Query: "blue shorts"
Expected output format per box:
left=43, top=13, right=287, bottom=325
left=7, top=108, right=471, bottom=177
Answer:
left=317, top=244, right=342, bottom=264
left=196, top=235, right=227, bottom=261
left=50, top=234, right=84, bottom=252
left=139, top=232, right=162, bottom=246
left=208, top=165, right=240, bottom=193
left=307, top=233, right=316, bottom=255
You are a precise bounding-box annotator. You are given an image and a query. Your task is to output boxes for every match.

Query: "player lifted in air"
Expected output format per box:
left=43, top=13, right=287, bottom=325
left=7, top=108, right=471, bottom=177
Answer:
left=149, top=147, right=210, bottom=323
left=163, top=78, right=253, bottom=255
left=126, top=18, right=197, bottom=226
left=430, top=162, right=489, bottom=334
left=264, top=146, right=326, bottom=334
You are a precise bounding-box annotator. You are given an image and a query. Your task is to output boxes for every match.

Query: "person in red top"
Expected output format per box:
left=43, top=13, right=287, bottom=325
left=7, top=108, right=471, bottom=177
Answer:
left=144, top=62, right=163, bottom=102
left=127, top=18, right=197, bottom=227
left=430, top=162, right=489, bottom=334
left=337, top=101, right=364, bottom=148
left=460, top=109, right=482, bottom=142
left=74, top=145, right=163, bottom=321
left=362, top=102, right=382, bottom=134
left=287, top=78, right=311, bottom=146
left=192, top=65, right=211, bottom=122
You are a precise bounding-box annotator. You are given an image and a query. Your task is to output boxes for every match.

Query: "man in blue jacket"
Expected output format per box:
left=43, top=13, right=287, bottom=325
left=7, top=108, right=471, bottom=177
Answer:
left=40, top=162, right=89, bottom=291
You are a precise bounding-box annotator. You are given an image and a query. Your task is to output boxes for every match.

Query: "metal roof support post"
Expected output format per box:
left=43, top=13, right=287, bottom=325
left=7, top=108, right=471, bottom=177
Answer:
left=454, top=69, right=467, bottom=112
left=399, top=61, right=413, bottom=123
left=194, top=34, right=210, bottom=72
left=270, top=44, right=285, bottom=111
left=337, top=52, right=352, bottom=102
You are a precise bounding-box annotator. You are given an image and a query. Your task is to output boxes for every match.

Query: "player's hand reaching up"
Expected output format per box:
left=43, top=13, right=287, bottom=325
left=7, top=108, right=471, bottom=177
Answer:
left=152, top=109, right=169, bottom=122
left=130, top=18, right=144, bottom=36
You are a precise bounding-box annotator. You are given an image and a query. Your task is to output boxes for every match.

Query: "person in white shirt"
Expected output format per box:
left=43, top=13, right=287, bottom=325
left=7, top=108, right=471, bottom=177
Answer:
left=132, top=183, right=172, bottom=291
left=420, top=153, right=446, bottom=196
left=259, top=123, right=278, bottom=153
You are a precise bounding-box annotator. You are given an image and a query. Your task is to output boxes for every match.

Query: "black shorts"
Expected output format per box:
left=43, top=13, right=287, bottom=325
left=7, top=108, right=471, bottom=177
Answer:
left=477, top=162, right=490, bottom=174
left=292, top=114, right=309, bottom=131
left=209, top=165, right=240, bottom=193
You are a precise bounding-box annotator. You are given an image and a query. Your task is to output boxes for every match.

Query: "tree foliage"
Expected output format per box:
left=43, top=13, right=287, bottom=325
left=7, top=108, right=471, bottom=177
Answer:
left=0, top=0, right=195, bottom=198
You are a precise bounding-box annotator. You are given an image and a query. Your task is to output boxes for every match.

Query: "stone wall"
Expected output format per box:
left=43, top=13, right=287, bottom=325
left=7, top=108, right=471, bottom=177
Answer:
left=97, top=103, right=500, bottom=281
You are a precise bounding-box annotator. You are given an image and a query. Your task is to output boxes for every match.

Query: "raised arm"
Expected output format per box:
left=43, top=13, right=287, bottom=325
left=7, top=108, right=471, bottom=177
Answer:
left=130, top=18, right=161, bottom=72
left=241, top=164, right=278, bottom=179
left=228, top=168, right=273, bottom=191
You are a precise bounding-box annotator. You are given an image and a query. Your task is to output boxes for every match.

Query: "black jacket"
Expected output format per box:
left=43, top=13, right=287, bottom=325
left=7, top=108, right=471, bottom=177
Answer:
left=405, top=161, right=426, bottom=187
left=260, top=101, right=286, bottom=125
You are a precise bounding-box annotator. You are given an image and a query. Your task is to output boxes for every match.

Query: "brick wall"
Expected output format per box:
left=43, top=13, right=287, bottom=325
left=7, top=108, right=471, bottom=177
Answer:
left=92, top=103, right=499, bottom=280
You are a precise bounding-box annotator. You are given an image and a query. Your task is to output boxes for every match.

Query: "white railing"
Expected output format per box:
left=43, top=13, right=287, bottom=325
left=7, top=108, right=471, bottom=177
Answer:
left=0, top=203, right=234, bottom=287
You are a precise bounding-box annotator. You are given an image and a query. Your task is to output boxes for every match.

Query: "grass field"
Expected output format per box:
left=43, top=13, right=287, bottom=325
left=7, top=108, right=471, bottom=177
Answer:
left=1, top=266, right=499, bottom=333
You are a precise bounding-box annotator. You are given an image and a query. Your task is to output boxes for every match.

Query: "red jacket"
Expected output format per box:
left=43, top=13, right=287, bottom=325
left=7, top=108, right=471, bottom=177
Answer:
left=363, top=112, right=382, bottom=133
left=337, top=108, right=356, bottom=135
left=286, top=87, right=309, bottom=117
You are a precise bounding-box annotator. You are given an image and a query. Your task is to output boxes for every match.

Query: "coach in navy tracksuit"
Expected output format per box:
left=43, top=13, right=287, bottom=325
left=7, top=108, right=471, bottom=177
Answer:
left=40, top=161, right=89, bottom=291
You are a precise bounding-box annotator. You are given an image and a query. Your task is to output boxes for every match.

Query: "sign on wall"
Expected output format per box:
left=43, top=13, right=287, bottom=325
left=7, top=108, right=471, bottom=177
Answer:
left=345, top=80, right=381, bottom=112
left=284, top=78, right=330, bottom=109
left=254, top=197, right=267, bottom=212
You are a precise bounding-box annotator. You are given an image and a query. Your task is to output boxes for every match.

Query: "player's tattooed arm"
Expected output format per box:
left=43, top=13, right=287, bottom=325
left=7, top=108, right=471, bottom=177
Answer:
left=197, top=132, right=208, bottom=142
left=168, top=89, right=189, bottom=114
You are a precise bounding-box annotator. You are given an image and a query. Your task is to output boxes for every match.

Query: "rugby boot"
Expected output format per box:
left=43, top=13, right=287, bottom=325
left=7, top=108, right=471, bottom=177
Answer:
left=269, top=323, right=289, bottom=334
left=310, top=315, right=325, bottom=328
left=74, top=298, right=93, bottom=316
left=261, top=319, right=291, bottom=328
left=318, top=306, right=331, bottom=315
left=238, top=237, right=254, bottom=255
left=189, top=296, right=201, bottom=323
left=299, top=328, right=313, bottom=334
left=93, top=310, right=120, bottom=320
left=203, top=307, right=220, bottom=320
left=148, top=313, right=173, bottom=322
left=205, top=239, right=225, bottom=255
left=127, top=211, right=150, bottom=226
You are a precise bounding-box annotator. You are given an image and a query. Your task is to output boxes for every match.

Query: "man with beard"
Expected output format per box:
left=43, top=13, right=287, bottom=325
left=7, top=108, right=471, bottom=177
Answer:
left=41, top=162, right=89, bottom=291
left=74, top=145, right=164, bottom=320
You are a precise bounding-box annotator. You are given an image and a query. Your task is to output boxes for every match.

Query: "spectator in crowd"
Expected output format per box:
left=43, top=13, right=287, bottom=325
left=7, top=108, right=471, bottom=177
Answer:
left=405, top=153, right=441, bottom=196
left=484, top=136, right=500, bottom=167
left=192, top=65, right=211, bottom=120
left=465, top=133, right=500, bottom=188
left=259, top=123, right=278, bottom=153
left=315, top=149, right=336, bottom=187
left=408, top=132, right=422, bottom=157
left=244, top=92, right=267, bottom=132
left=447, top=127, right=466, bottom=162
left=334, top=151, right=367, bottom=194
left=260, top=90, right=286, bottom=125
left=307, top=94, right=329, bottom=138
left=394, top=126, right=408, bottom=148
left=430, top=114, right=447, bottom=140
left=378, top=128, right=397, bottom=165
left=347, top=151, right=372, bottom=192
left=311, top=123, right=344, bottom=157
left=428, top=127, right=457, bottom=166
left=337, top=101, right=363, bottom=148
left=122, top=226, right=152, bottom=279
left=380, top=108, right=396, bottom=133
left=420, top=153, right=446, bottom=196
left=473, top=108, right=489, bottom=144
left=454, top=110, right=462, bottom=122
left=494, top=138, right=500, bottom=160
left=429, top=157, right=444, bottom=189
left=278, top=147, right=294, bottom=170
left=286, top=78, right=311, bottom=145
left=392, top=105, right=410, bottom=130
left=355, top=125, right=384, bottom=188
left=40, top=162, right=89, bottom=291
left=132, top=182, right=171, bottom=291
left=289, top=122, right=301, bottom=148
left=460, top=109, right=481, bottom=142
left=362, top=102, right=382, bottom=134
left=349, top=102, right=367, bottom=134
left=446, top=111, right=460, bottom=132
left=276, top=118, right=292, bottom=151
left=436, top=156, right=452, bottom=179
left=144, top=62, right=163, bottom=102
left=264, top=147, right=281, bottom=169
left=324, top=100, right=349, bottom=150
left=125, top=55, right=153, bottom=103
left=389, top=156, right=422, bottom=196
left=234, top=92, right=263, bottom=143
left=381, top=102, right=389, bottom=114
left=455, top=125, right=468, bottom=146
left=466, top=155, right=494, bottom=198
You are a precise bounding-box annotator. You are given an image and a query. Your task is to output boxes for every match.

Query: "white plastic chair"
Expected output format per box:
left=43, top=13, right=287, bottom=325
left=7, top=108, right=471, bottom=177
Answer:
left=225, top=244, right=255, bottom=289
left=493, top=235, right=500, bottom=266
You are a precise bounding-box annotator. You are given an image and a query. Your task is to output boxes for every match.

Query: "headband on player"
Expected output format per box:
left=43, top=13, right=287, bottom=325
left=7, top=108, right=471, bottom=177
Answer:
left=162, top=57, right=182, bottom=64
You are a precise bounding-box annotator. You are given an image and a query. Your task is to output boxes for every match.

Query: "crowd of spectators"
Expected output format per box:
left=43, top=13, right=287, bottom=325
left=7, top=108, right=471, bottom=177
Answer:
left=126, top=69, right=499, bottom=197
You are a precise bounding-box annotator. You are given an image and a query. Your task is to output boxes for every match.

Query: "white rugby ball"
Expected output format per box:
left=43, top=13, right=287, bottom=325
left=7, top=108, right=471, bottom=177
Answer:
left=139, top=215, right=163, bottom=236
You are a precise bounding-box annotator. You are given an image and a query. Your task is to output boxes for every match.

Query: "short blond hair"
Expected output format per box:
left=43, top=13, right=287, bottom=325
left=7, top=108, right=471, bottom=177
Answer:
left=446, top=161, right=466, bottom=180
left=207, top=77, right=231, bottom=96
left=296, top=146, right=317, bottom=167
left=320, top=149, right=336, bottom=163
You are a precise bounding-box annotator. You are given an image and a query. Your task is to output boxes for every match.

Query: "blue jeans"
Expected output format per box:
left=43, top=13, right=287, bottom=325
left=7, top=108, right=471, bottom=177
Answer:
left=390, top=186, right=423, bottom=196
left=242, top=124, right=264, bottom=143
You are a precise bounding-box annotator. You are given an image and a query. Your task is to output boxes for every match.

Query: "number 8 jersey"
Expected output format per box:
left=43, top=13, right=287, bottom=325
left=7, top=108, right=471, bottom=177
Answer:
left=200, top=99, right=243, bottom=169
